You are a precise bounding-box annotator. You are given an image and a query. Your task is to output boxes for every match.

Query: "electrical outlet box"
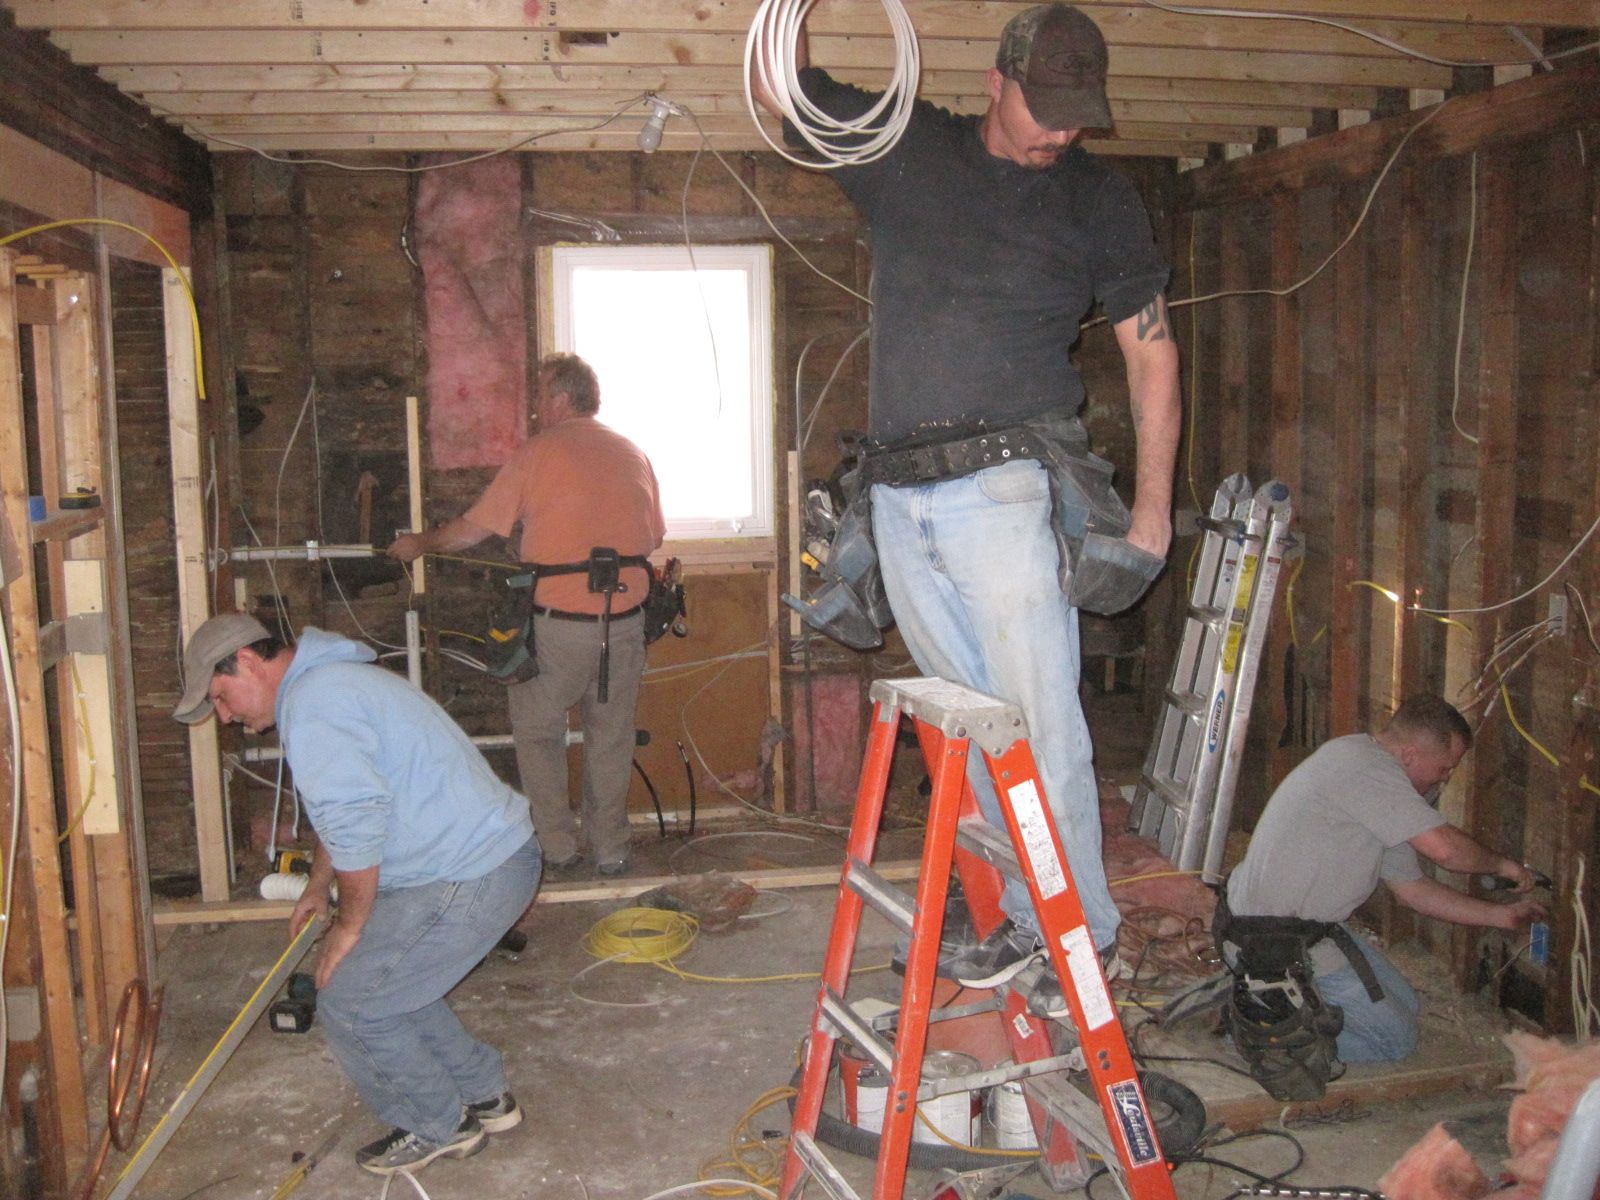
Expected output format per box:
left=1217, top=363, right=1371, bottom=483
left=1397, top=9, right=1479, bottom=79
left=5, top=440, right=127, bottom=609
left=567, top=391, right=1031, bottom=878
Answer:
left=1548, top=593, right=1568, bottom=637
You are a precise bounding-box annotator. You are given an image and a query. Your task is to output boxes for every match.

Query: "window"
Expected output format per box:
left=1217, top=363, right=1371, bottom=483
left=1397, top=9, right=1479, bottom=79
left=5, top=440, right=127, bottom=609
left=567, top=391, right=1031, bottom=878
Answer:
left=548, top=244, right=774, bottom=542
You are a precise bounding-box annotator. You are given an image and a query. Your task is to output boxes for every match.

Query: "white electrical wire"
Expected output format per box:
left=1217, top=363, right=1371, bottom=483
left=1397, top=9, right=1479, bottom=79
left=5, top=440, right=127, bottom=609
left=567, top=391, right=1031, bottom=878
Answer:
left=1449, top=151, right=1481, bottom=446
left=1412, top=507, right=1600, bottom=616
left=0, top=600, right=23, bottom=1094
left=745, top=0, right=920, bottom=168
left=1139, top=0, right=1600, bottom=69
left=1573, top=855, right=1598, bottom=1037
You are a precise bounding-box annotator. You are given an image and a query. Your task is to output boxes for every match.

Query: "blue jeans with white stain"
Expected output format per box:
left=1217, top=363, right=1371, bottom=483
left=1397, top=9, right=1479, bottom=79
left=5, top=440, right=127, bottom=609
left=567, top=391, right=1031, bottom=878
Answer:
left=317, top=837, right=541, bottom=1144
left=870, top=460, right=1121, bottom=950
left=1314, top=926, right=1421, bottom=1064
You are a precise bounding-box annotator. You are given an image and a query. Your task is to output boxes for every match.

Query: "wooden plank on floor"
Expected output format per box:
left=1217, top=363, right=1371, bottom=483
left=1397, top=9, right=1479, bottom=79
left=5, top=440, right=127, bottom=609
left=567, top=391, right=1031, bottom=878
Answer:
left=1206, top=1057, right=1510, bottom=1132
left=151, top=859, right=925, bottom=925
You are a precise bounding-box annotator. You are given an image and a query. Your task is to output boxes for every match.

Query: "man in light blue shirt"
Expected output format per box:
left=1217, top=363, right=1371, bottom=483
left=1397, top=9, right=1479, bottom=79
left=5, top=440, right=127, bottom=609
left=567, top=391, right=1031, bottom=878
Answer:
left=174, top=613, right=541, bottom=1176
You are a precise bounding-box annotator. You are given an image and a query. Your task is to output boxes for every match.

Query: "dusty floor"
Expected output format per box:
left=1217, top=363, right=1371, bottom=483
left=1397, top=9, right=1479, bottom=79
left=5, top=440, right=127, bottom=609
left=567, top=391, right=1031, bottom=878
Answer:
left=107, top=829, right=1531, bottom=1200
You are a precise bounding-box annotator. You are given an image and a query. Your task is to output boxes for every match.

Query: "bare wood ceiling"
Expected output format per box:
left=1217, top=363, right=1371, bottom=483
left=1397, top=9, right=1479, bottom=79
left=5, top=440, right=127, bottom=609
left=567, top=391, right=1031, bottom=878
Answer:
left=5, top=1, right=1597, bottom=161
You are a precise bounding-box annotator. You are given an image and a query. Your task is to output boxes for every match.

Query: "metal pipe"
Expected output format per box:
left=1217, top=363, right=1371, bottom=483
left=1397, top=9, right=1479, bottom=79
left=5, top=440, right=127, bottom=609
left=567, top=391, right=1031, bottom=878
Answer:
left=223, top=543, right=376, bottom=563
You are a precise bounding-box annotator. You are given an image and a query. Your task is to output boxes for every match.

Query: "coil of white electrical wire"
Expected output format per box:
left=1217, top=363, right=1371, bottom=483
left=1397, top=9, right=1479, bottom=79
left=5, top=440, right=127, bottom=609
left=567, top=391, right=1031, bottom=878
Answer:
left=744, top=0, right=920, bottom=169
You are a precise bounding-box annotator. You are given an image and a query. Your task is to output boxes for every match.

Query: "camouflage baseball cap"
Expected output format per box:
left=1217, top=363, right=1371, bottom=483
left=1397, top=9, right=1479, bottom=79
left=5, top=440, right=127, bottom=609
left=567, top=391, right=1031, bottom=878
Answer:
left=995, top=4, right=1113, bottom=132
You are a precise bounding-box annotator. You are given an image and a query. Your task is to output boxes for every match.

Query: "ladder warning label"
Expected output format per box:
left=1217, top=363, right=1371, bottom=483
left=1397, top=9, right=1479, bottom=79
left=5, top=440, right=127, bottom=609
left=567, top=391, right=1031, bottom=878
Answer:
left=1007, top=780, right=1068, bottom=899
left=1060, top=925, right=1115, bottom=1030
left=1106, top=1081, right=1161, bottom=1167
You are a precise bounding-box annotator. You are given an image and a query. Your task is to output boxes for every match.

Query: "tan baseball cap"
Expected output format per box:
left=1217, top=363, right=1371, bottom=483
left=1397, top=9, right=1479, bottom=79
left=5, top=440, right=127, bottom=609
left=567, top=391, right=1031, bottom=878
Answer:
left=173, top=613, right=272, bottom=724
left=995, top=4, right=1114, bottom=133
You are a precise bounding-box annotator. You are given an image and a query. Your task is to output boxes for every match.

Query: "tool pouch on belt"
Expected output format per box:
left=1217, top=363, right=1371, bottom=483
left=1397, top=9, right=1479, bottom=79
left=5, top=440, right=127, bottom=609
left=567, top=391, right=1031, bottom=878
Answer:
left=1025, top=414, right=1166, bottom=615
left=485, top=571, right=540, bottom=684
left=642, top=558, right=688, bottom=645
left=1225, top=967, right=1345, bottom=1101
left=781, top=453, right=894, bottom=651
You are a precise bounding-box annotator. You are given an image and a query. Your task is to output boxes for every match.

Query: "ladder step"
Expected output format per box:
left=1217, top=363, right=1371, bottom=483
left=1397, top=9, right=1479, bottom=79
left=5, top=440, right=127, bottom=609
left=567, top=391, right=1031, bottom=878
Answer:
left=1162, top=689, right=1205, bottom=716
left=1140, top=773, right=1190, bottom=811
left=819, top=989, right=895, bottom=1074
left=1190, top=603, right=1226, bottom=624
left=790, top=1130, right=862, bottom=1200
left=868, top=677, right=1029, bottom=756
left=955, top=817, right=1021, bottom=879
left=843, top=860, right=915, bottom=935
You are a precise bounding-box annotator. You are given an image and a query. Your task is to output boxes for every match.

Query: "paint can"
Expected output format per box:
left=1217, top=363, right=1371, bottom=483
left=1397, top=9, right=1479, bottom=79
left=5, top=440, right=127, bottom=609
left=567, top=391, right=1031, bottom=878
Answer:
left=912, top=1051, right=981, bottom=1147
left=838, top=1043, right=876, bottom=1128
left=844, top=1051, right=981, bottom=1147
left=986, top=1079, right=1038, bottom=1150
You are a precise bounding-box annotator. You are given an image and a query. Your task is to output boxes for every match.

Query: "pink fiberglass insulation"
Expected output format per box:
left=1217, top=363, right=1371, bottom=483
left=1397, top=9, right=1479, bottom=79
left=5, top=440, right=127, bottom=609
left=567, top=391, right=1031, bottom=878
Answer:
left=1502, top=1034, right=1600, bottom=1196
left=415, top=154, right=527, bottom=470
left=1378, top=1124, right=1491, bottom=1200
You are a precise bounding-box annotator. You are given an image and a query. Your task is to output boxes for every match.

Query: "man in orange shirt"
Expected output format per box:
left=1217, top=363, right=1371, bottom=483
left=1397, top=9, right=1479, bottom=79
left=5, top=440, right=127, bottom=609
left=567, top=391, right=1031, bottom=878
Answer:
left=390, top=353, right=666, bottom=875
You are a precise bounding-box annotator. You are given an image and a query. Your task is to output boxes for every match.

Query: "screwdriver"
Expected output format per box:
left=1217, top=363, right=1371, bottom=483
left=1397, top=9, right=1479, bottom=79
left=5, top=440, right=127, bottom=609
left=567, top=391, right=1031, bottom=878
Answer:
left=1478, top=866, right=1553, bottom=892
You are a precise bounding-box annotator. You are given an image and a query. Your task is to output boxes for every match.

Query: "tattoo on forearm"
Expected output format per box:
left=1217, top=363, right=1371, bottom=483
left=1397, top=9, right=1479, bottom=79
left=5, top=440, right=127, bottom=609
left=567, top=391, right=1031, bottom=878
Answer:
left=1135, top=298, right=1171, bottom=343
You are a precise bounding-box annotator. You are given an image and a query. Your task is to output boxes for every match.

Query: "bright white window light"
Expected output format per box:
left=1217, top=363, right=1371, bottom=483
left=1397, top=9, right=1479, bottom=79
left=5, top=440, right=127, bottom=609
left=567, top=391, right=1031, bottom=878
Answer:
left=550, top=244, right=774, bottom=541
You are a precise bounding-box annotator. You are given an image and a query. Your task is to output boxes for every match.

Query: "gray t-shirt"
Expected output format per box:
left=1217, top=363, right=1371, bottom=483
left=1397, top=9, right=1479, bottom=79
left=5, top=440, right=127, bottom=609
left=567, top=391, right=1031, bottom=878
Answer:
left=1227, top=734, right=1446, bottom=972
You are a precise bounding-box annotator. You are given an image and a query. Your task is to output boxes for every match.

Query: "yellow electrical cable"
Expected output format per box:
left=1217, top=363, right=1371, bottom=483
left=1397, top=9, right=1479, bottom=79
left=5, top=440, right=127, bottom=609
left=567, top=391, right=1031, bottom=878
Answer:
left=698, top=1086, right=795, bottom=1197
left=0, top=219, right=206, bottom=399
left=582, top=908, right=888, bottom=985
left=1498, top=683, right=1561, bottom=768
left=56, top=656, right=98, bottom=844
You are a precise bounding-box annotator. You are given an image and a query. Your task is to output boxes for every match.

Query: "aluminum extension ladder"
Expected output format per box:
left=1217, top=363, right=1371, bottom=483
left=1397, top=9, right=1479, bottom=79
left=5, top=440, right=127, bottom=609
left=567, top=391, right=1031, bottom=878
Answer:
left=780, top=677, right=1178, bottom=1200
left=1128, top=475, right=1294, bottom=882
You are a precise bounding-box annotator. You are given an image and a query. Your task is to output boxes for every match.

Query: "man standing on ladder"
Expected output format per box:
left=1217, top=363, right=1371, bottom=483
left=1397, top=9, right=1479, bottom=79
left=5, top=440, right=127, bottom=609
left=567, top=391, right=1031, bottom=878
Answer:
left=754, top=3, right=1180, bottom=972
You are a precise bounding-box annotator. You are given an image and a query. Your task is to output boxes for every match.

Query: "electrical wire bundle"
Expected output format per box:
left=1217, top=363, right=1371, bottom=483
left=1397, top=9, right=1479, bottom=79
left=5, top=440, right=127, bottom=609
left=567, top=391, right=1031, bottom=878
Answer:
left=745, top=0, right=920, bottom=168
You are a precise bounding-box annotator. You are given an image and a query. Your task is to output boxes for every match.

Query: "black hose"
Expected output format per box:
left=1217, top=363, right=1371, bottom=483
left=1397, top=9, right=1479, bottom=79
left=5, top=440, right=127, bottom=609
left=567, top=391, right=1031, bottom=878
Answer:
left=676, top=739, right=697, bottom=835
left=632, top=759, right=665, bottom=838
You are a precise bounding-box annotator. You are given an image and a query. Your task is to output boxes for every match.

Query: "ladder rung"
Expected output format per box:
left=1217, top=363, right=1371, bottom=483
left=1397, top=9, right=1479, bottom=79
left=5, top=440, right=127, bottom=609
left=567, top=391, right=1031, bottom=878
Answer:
left=1140, top=773, right=1190, bottom=811
left=819, top=989, right=895, bottom=1074
left=790, top=1130, right=862, bottom=1200
left=955, top=817, right=1021, bottom=878
left=1162, top=690, right=1205, bottom=715
left=843, top=860, right=915, bottom=934
left=1190, top=603, right=1226, bottom=624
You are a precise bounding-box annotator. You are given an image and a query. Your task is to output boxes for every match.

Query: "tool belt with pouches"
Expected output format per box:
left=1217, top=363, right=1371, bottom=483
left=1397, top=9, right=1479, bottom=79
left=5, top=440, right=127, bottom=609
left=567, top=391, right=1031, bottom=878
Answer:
left=485, top=549, right=658, bottom=690
left=780, top=415, right=1168, bottom=651
left=1212, top=886, right=1382, bottom=1101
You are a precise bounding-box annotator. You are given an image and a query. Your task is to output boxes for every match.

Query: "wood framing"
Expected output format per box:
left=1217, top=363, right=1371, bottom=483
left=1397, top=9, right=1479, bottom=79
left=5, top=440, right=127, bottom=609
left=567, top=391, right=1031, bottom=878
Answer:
left=164, top=267, right=229, bottom=901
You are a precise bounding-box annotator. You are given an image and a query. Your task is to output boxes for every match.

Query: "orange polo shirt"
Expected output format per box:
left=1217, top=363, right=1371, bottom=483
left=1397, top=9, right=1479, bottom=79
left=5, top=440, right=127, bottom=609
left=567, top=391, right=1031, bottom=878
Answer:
left=465, top=416, right=665, bottom=614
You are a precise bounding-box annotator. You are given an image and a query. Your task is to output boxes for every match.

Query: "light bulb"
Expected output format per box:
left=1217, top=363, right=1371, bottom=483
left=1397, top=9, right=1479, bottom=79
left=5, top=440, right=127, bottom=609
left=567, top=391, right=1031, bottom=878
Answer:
left=638, top=95, right=676, bottom=153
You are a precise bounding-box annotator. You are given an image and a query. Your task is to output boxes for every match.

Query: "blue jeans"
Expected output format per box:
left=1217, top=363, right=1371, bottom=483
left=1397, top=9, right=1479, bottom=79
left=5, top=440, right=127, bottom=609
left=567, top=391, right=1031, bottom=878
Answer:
left=1314, top=927, right=1420, bottom=1064
left=870, top=461, right=1120, bottom=950
left=318, top=837, right=541, bottom=1143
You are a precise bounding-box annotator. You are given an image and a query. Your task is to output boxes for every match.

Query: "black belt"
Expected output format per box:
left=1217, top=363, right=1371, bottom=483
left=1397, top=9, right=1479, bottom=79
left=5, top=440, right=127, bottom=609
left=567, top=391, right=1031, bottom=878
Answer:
left=1214, top=888, right=1385, bottom=1003
left=861, top=425, right=1048, bottom=488
left=532, top=603, right=644, bottom=623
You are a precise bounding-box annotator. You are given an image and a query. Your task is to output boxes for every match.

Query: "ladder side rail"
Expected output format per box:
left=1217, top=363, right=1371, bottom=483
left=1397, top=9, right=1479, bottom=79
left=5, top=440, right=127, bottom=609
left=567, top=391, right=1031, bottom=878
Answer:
left=1171, top=515, right=1261, bottom=869
left=778, top=698, right=904, bottom=1200
left=1202, top=489, right=1295, bottom=880
left=871, top=719, right=973, bottom=1200
left=981, top=737, right=1177, bottom=1200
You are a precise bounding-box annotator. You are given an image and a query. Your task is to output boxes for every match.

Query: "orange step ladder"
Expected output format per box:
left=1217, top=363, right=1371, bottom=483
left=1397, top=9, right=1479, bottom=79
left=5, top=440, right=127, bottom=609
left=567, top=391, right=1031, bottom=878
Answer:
left=780, top=677, right=1179, bottom=1200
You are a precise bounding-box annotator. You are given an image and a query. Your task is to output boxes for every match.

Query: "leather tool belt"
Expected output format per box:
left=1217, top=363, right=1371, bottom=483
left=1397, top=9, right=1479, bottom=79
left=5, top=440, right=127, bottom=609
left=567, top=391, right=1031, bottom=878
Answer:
left=860, top=425, right=1049, bottom=488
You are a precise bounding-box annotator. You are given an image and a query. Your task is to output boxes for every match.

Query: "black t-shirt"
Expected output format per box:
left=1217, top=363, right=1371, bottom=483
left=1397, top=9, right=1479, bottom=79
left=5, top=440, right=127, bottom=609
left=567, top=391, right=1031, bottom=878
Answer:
left=788, top=69, right=1170, bottom=443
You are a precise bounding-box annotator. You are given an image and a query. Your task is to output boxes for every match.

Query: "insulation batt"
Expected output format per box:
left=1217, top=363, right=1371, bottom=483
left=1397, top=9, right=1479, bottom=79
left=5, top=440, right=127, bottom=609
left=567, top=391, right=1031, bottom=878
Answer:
left=1501, top=1032, right=1600, bottom=1197
left=414, top=154, right=527, bottom=470
left=1377, top=1124, right=1491, bottom=1200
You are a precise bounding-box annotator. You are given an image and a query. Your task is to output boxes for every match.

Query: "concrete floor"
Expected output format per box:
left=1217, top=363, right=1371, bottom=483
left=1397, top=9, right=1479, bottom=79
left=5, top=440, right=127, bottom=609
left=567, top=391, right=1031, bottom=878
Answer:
left=111, top=830, right=1528, bottom=1200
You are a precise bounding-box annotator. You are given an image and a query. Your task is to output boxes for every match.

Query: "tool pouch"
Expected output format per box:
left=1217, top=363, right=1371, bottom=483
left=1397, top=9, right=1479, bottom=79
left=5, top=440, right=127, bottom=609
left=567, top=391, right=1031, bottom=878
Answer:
left=1225, top=968, right=1345, bottom=1101
left=781, top=456, right=894, bottom=651
left=1027, top=413, right=1165, bottom=616
left=643, top=558, right=688, bottom=644
left=485, top=571, right=540, bottom=684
